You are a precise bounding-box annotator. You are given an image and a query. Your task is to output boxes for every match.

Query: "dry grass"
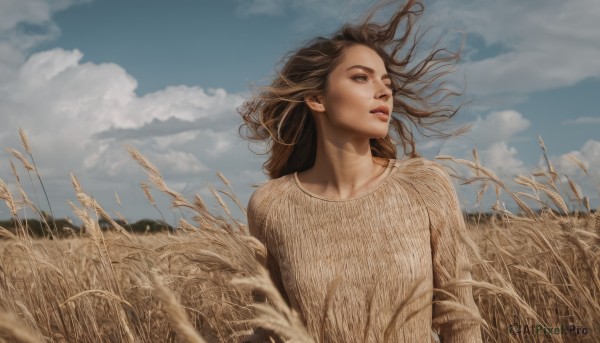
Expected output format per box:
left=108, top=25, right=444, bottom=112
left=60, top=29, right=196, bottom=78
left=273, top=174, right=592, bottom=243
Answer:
left=0, top=131, right=598, bottom=343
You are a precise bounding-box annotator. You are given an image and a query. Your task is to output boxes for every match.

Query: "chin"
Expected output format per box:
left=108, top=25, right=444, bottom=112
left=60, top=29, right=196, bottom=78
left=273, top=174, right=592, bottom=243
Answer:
left=368, top=130, right=389, bottom=139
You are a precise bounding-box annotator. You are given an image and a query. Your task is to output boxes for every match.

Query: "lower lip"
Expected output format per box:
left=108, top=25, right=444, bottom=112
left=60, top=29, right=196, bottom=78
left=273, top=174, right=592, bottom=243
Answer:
left=371, top=112, right=389, bottom=121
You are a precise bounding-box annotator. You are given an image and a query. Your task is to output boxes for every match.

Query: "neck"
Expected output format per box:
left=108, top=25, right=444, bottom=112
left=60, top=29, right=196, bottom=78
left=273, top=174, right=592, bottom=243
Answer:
left=301, top=138, right=388, bottom=199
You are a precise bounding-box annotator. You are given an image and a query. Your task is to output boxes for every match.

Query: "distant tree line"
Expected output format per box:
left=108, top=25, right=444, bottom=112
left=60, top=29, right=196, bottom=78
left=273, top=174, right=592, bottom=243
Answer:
left=463, top=207, right=596, bottom=224
left=1, top=208, right=594, bottom=239
left=0, top=218, right=174, bottom=239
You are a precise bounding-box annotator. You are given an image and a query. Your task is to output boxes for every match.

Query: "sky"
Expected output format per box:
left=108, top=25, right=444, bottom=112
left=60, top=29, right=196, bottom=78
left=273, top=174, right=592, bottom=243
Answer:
left=0, top=0, right=599, bottom=226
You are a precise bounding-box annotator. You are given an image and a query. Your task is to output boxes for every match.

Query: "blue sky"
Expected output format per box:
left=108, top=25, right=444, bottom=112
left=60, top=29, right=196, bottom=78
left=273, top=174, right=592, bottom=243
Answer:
left=0, top=0, right=599, bottom=224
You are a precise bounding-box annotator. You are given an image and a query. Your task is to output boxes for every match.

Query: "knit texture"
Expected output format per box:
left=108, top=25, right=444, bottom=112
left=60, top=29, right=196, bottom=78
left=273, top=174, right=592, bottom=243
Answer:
left=247, top=157, right=483, bottom=343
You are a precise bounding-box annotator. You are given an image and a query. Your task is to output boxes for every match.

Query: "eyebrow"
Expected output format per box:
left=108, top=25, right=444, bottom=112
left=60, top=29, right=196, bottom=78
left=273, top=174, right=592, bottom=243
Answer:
left=346, top=65, right=391, bottom=80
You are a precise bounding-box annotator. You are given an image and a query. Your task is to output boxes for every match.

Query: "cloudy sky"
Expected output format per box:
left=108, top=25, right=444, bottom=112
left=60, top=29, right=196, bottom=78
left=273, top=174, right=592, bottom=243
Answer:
left=0, top=0, right=599, bottom=225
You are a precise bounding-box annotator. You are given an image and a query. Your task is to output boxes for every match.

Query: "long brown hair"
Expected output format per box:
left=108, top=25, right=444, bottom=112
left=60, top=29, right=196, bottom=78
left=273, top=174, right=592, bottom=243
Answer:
left=238, top=0, right=469, bottom=179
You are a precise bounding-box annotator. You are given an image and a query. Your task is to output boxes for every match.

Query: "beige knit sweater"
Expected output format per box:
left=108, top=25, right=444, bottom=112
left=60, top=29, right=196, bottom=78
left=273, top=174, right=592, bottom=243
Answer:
left=247, top=157, right=483, bottom=343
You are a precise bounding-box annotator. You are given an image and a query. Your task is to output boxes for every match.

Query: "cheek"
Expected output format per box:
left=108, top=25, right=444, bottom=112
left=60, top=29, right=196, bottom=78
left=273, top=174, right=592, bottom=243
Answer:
left=325, top=83, right=369, bottom=115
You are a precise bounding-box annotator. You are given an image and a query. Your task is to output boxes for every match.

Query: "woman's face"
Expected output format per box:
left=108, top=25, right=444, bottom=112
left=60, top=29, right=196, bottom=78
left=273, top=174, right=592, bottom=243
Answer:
left=310, top=44, right=394, bottom=140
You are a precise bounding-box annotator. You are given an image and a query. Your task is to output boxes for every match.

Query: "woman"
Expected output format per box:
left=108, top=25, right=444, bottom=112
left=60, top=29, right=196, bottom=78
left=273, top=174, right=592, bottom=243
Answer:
left=238, top=0, right=483, bottom=342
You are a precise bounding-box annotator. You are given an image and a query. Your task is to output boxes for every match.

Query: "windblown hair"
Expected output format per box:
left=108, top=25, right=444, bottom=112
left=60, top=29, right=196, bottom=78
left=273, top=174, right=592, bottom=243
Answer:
left=238, top=0, right=468, bottom=179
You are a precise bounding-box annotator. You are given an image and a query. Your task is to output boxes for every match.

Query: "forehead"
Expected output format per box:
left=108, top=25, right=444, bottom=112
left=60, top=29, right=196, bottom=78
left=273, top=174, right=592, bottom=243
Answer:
left=334, top=44, right=387, bottom=72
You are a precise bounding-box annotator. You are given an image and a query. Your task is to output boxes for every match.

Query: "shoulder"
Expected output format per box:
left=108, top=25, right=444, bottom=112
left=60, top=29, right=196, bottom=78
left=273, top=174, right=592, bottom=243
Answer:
left=393, top=157, right=461, bottom=214
left=394, top=156, right=453, bottom=185
left=247, top=174, right=295, bottom=242
left=247, top=175, right=293, bottom=223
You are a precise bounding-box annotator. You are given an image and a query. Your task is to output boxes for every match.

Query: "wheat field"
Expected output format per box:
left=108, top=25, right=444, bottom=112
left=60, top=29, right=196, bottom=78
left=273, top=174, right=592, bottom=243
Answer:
left=0, top=130, right=598, bottom=343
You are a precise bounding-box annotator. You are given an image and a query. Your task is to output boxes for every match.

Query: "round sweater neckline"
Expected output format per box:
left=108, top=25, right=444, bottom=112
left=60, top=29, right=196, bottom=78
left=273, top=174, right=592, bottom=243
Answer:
left=292, top=158, right=397, bottom=202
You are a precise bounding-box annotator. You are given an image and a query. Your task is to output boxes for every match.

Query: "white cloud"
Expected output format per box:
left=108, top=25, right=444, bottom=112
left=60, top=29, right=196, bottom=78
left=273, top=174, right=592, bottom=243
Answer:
left=235, top=0, right=285, bottom=16
left=545, top=140, right=600, bottom=208
left=481, top=142, right=528, bottom=177
left=234, top=0, right=377, bottom=34
left=436, top=110, right=530, bottom=151
left=551, top=140, right=600, bottom=177
left=3, top=47, right=245, bottom=163
left=0, top=47, right=253, bottom=221
left=428, top=0, right=600, bottom=96
left=0, top=1, right=91, bottom=52
left=561, top=116, right=600, bottom=125
left=144, top=150, right=208, bottom=175
left=435, top=110, right=530, bottom=178
left=0, top=0, right=89, bottom=86
left=469, top=110, right=531, bottom=148
left=1, top=1, right=69, bottom=31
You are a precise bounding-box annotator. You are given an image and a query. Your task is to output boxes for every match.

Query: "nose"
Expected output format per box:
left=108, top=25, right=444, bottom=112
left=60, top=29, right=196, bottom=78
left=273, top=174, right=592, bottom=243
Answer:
left=375, top=80, right=392, bottom=101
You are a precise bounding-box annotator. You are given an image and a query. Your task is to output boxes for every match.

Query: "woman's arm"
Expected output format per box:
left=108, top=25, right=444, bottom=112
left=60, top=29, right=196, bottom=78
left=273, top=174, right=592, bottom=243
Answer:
left=417, top=161, right=483, bottom=343
left=247, top=191, right=293, bottom=307
left=245, top=191, right=291, bottom=343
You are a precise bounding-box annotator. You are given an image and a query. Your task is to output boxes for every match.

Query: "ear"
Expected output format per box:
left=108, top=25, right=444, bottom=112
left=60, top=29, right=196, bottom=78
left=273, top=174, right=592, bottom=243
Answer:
left=304, top=95, right=326, bottom=113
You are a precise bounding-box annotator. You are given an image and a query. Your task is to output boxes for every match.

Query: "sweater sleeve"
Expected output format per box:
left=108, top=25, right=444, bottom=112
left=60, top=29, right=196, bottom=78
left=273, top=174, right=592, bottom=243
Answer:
left=244, top=190, right=292, bottom=343
left=417, top=161, right=483, bottom=343
left=246, top=189, right=293, bottom=308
